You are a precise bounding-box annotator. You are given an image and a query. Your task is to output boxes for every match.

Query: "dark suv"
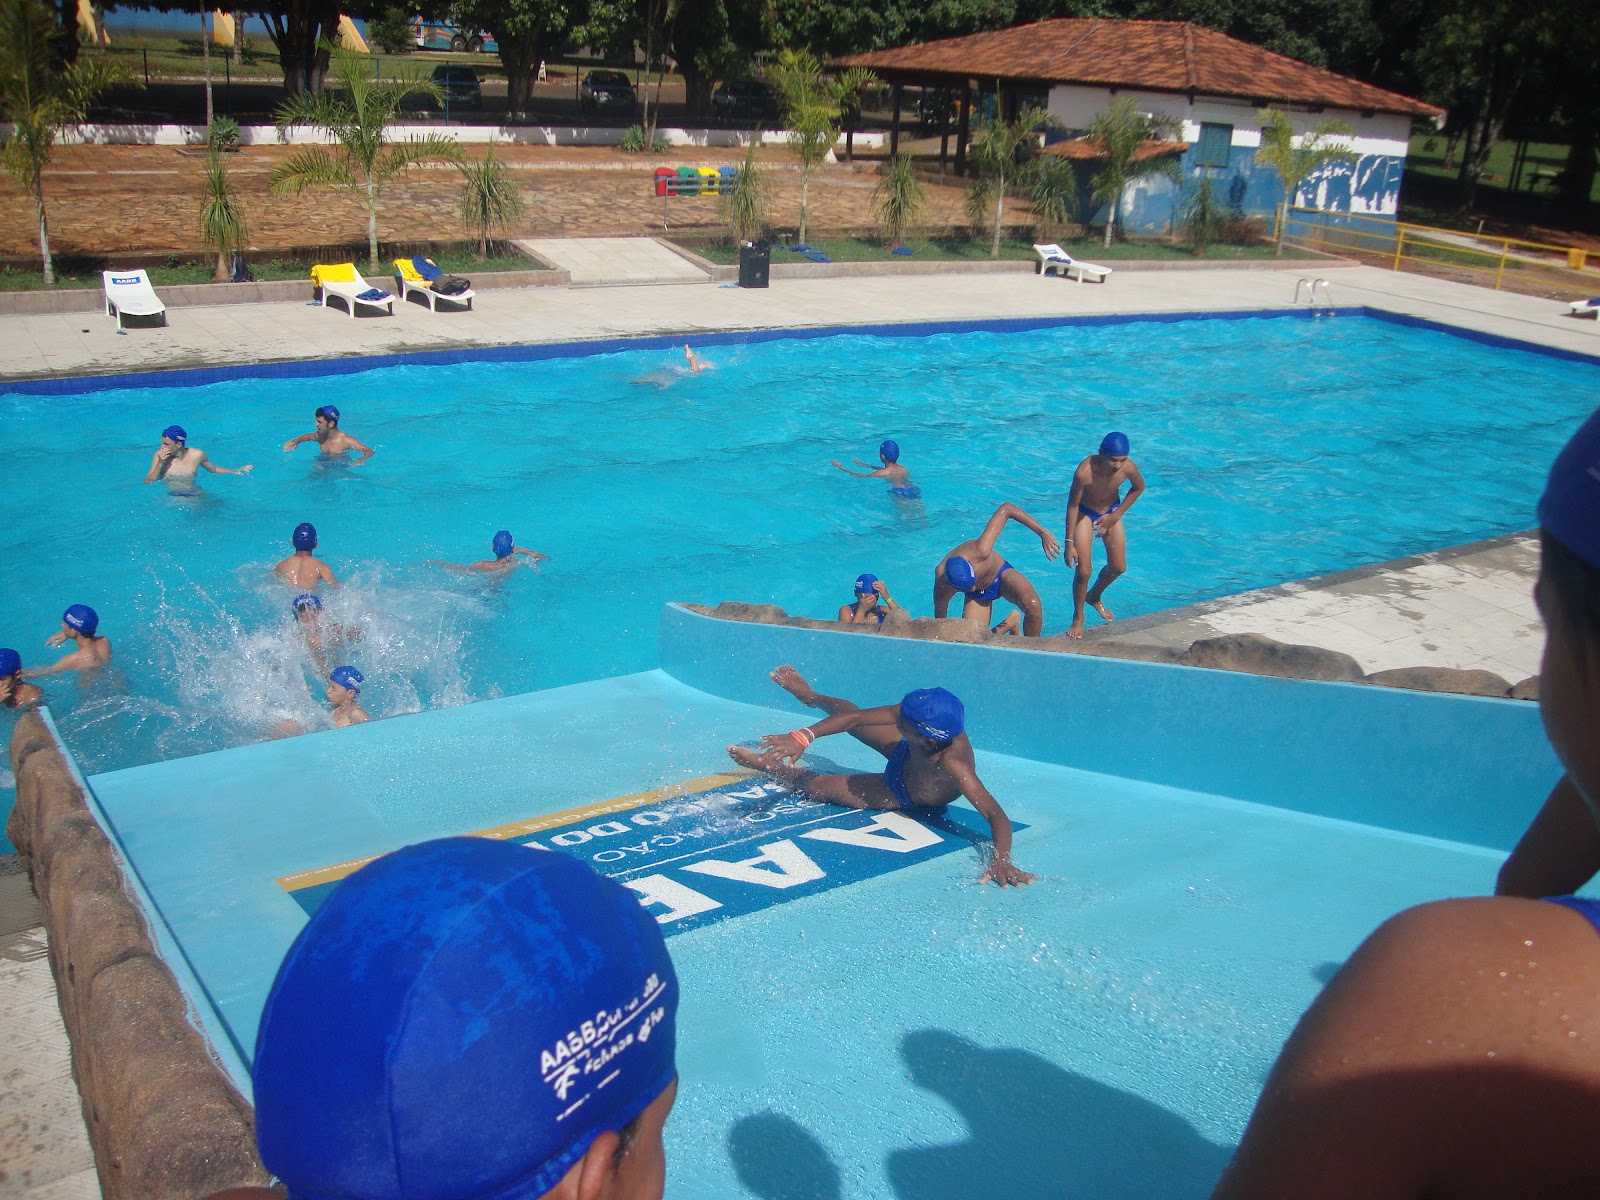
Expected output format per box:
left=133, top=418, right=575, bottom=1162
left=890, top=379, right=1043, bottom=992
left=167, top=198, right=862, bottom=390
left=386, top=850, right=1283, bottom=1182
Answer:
left=712, top=79, right=779, bottom=121
left=580, top=70, right=637, bottom=115
left=430, top=64, right=483, bottom=111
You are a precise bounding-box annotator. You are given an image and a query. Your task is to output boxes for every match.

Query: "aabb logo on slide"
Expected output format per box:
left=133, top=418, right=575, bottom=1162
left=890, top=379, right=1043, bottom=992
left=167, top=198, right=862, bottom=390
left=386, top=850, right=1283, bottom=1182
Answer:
left=279, top=771, right=1019, bottom=935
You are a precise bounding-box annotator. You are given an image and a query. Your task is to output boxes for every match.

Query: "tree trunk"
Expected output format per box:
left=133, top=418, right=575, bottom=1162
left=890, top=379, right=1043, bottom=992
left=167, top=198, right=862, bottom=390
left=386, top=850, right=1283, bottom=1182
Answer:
left=53, top=0, right=78, bottom=67
left=678, top=64, right=713, bottom=118
left=366, top=174, right=379, bottom=270
left=492, top=32, right=542, bottom=118
left=232, top=12, right=245, bottom=64
left=1103, top=189, right=1116, bottom=247
left=991, top=181, right=1003, bottom=257
left=202, top=10, right=215, bottom=128
left=799, top=171, right=809, bottom=243
left=1560, top=113, right=1598, bottom=215
left=264, top=0, right=338, bottom=95
left=215, top=250, right=230, bottom=283
left=34, top=182, right=53, bottom=287
left=1274, top=200, right=1286, bottom=255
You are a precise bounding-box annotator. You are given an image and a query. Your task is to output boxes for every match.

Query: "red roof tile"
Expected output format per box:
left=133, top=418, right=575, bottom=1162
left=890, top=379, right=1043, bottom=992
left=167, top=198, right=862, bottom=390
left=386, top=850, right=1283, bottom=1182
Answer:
left=837, top=19, right=1442, bottom=119
left=1040, top=138, right=1188, bottom=161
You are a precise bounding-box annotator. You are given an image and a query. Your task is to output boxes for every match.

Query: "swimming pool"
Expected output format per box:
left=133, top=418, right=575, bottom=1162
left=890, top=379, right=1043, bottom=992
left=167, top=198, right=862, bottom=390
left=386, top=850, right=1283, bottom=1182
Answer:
left=3, top=309, right=1596, bottom=795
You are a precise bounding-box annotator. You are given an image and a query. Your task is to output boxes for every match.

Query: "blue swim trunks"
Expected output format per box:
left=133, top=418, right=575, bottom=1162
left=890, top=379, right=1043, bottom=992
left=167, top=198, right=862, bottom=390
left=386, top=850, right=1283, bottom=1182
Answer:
left=889, top=485, right=922, bottom=500
left=882, top=739, right=948, bottom=816
left=1547, top=895, right=1600, bottom=932
left=1080, top=502, right=1121, bottom=524
left=965, top=562, right=1011, bottom=604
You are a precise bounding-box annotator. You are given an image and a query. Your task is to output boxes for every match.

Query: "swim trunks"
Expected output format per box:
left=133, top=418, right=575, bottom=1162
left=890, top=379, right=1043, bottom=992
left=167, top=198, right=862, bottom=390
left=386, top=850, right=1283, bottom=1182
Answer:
left=1547, top=895, right=1600, bottom=932
left=889, top=485, right=922, bottom=500
left=882, top=739, right=948, bottom=816
left=1079, top=502, right=1121, bottom=523
left=966, top=563, right=1011, bottom=604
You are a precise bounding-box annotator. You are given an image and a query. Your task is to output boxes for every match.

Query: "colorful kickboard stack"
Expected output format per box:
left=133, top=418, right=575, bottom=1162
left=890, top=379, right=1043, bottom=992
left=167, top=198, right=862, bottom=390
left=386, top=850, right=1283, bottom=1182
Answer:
left=652, top=165, right=740, bottom=196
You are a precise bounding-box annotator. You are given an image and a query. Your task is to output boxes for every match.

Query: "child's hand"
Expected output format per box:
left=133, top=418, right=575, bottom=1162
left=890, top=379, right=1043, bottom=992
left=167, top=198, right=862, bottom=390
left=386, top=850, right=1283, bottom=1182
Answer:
left=45, top=631, right=66, bottom=648
left=1039, top=530, right=1061, bottom=561
left=979, top=857, right=1036, bottom=887
left=756, top=732, right=805, bottom=763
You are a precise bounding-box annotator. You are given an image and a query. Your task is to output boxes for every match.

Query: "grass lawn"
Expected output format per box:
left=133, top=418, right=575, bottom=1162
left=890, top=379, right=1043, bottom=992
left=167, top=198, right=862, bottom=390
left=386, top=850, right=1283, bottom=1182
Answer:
left=1406, top=133, right=1597, bottom=205
left=83, top=34, right=510, bottom=82
left=689, top=236, right=1307, bottom=265
left=0, top=249, right=544, bottom=292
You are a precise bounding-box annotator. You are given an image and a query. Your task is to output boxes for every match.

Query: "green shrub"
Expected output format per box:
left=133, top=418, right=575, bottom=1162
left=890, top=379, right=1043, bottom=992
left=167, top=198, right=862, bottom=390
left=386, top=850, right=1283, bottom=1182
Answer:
left=620, top=124, right=646, bottom=153
left=207, top=115, right=240, bottom=152
left=367, top=7, right=414, bottom=54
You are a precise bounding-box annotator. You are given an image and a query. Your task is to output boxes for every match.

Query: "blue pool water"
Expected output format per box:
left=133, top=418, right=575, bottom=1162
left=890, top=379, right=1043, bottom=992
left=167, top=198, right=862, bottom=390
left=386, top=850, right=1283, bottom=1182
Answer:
left=3, top=310, right=1596, bottom=788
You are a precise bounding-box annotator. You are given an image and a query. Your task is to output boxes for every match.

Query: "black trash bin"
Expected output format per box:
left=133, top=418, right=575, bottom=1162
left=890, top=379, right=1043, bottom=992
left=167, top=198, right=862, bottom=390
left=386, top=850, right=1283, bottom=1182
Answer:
left=737, top=240, right=771, bottom=288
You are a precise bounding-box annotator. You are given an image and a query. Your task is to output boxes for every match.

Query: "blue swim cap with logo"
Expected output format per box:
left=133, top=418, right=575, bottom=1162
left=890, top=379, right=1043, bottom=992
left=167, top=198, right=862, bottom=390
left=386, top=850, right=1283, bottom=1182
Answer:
left=879, top=440, right=900, bottom=463
left=854, top=572, right=879, bottom=595
left=943, top=556, right=977, bottom=592
left=253, top=837, right=679, bottom=1200
left=0, top=648, right=20, bottom=677
left=1539, top=406, right=1600, bottom=571
left=493, top=530, right=515, bottom=559
left=292, top=522, right=317, bottom=552
left=316, top=405, right=341, bottom=425
left=162, top=425, right=187, bottom=444
left=900, top=687, right=964, bottom=744
left=1100, top=431, right=1129, bottom=456
left=329, top=665, right=364, bottom=693
left=62, top=604, right=98, bottom=636
left=293, top=594, right=322, bottom=613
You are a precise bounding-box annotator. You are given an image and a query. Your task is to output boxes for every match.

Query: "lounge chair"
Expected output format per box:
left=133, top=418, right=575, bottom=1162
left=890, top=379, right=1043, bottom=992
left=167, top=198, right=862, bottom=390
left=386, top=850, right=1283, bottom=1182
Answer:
left=1567, top=298, right=1600, bottom=318
left=393, top=257, right=475, bottom=312
left=1033, top=243, right=1113, bottom=283
left=102, top=269, right=168, bottom=330
left=310, top=263, right=394, bottom=318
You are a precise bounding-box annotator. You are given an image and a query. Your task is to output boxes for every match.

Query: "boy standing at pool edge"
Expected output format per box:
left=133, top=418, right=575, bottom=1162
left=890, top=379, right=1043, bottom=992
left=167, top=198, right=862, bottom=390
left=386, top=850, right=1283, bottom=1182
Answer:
left=727, top=666, right=1034, bottom=887
left=1066, top=432, right=1146, bottom=639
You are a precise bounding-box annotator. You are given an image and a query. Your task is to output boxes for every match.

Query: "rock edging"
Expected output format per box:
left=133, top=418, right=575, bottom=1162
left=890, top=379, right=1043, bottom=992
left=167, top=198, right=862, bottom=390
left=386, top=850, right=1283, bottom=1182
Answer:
left=7, top=712, right=270, bottom=1200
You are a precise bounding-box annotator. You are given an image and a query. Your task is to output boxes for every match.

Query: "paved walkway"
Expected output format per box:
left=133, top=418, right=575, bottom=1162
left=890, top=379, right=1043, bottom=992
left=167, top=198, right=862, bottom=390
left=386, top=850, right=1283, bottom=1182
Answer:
left=516, top=236, right=710, bottom=284
left=1091, top=532, right=1543, bottom=682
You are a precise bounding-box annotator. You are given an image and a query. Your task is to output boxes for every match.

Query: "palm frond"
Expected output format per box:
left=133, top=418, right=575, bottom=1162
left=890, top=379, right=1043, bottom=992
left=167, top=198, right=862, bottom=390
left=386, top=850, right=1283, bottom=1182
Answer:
left=269, top=146, right=350, bottom=195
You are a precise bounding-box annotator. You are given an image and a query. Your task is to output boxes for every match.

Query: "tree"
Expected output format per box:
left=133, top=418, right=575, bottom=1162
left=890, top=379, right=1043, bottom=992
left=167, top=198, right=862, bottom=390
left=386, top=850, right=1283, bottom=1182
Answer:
left=1084, top=98, right=1182, bottom=246
left=1253, top=108, right=1355, bottom=254
left=871, top=153, right=925, bottom=248
left=1027, top=152, right=1079, bottom=240
left=0, top=0, right=122, bottom=285
left=720, top=139, right=769, bottom=242
left=662, top=0, right=765, bottom=118
left=457, top=143, right=524, bottom=261
left=198, top=148, right=249, bottom=282
left=767, top=48, right=873, bottom=243
left=260, top=0, right=345, bottom=95
left=271, top=41, right=460, bottom=269
left=963, top=106, right=1053, bottom=257
left=367, top=7, right=416, bottom=52
left=453, top=0, right=629, bottom=118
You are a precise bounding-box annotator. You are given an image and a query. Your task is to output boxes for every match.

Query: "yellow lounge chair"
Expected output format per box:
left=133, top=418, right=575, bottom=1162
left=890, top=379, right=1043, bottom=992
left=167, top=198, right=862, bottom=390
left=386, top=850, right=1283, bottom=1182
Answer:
left=310, top=262, right=395, bottom=318
left=392, top=257, right=476, bottom=312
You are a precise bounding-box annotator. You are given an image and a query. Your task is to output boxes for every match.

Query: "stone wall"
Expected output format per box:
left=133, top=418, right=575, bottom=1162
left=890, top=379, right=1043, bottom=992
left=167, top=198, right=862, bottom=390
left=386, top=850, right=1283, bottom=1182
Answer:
left=687, top=602, right=1538, bottom=700
left=7, top=713, right=271, bottom=1200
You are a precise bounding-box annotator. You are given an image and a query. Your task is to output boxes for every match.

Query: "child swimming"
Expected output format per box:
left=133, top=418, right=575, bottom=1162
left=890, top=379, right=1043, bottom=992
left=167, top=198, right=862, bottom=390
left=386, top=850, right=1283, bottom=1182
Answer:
left=276, top=523, right=338, bottom=590
left=0, top=648, right=42, bottom=708
left=282, top=405, right=375, bottom=464
left=832, top=439, right=921, bottom=499
left=143, top=424, right=252, bottom=485
left=436, top=530, right=550, bottom=573
left=30, top=604, right=112, bottom=674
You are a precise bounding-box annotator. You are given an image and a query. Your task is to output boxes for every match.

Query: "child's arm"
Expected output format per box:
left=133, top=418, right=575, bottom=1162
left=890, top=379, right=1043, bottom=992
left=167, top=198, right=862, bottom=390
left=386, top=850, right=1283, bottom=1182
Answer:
left=348, top=436, right=376, bottom=464
left=200, top=453, right=253, bottom=475
left=513, top=547, right=549, bottom=562
left=143, top=449, right=169, bottom=483
left=945, top=749, right=1034, bottom=887
left=977, top=501, right=1059, bottom=561
left=319, top=562, right=340, bottom=587
left=830, top=460, right=880, bottom=479
left=1098, top=462, right=1145, bottom=529
left=282, top=432, right=314, bottom=452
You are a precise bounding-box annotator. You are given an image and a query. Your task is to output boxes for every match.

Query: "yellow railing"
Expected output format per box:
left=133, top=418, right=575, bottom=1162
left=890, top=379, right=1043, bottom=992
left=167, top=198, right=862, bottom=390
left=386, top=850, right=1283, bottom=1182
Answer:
left=1278, top=206, right=1594, bottom=292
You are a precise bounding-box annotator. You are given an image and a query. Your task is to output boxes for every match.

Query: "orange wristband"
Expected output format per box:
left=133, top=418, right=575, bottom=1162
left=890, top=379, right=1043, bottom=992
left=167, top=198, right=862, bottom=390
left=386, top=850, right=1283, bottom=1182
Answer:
left=789, top=727, right=815, bottom=747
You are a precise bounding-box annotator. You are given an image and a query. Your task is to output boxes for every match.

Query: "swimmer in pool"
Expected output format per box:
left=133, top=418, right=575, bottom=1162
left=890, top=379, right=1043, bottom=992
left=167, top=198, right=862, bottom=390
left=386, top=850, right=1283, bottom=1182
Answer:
left=282, top=405, right=374, bottom=463
left=1065, top=431, right=1146, bottom=639
left=437, top=530, right=549, bottom=573
left=839, top=573, right=899, bottom=625
left=0, top=648, right=43, bottom=708
left=684, top=344, right=710, bottom=373
left=934, top=502, right=1059, bottom=637
left=275, top=523, right=338, bottom=590
left=291, top=593, right=361, bottom=673
left=326, top=665, right=368, bottom=726
left=143, top=424, right=252, bottom=483
left=726, top=666, right=1032, bottom=887
left=26, top=605, right=112, bottom=675
left=832, top=439, right=921, bottom=499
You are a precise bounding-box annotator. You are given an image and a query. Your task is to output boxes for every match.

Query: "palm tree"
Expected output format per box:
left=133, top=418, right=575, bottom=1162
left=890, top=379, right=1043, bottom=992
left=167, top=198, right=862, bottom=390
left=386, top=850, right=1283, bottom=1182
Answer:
left=767, top=48, right=874, bottom=244
left=1027, top=152, right=1079, bottom=241
left=1085, top=98, right=1182, bottom=247
left=198, top=147, right=249, bottom=282
left=1255, top=108, right=1357, bottom=255
left=271, top=41, right=459, bottom=270
left=721, top=139, right=769, bottom=244
left=0, top=0, right=123, bottom=285
left=964, top=107, right=1054, bottom=258
left=457, top=142, right=524, bottom=261
left=871, top=154, right=925, bottom=249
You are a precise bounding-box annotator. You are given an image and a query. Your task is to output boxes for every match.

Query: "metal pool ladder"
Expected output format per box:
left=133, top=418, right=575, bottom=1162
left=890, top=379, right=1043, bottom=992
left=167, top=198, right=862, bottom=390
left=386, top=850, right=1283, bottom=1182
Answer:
left=1294, top=277, right=1334, bottom=312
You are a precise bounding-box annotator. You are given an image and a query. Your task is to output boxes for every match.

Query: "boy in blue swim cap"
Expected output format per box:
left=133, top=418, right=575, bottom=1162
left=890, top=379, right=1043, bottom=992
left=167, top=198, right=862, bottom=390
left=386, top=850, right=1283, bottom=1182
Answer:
left=1065, top=431, right=1145, bottom=639
left=0, top=648, right=42, bottom=708
left=1211, top=407, right=1600, bottom=1198
left=142, top=424, right=252, bottom=484
left=934, top=502, right=1060, bottom=637
left=325, top=665, right=369, bottom=726
left=437, top=530, right=551, bottom=573
left=275, top=522, right=338, bottom=590
left=244, top=838, right=679, bottom=1200
left=282, top=405, right=374, bottom=463
left=831, top=439, right=920, bottom=498
left=838, top=572, right=900, bottom=625
left=726, top=666, right=1033, bottom=886
left=33, top=604, right=112, bottom=674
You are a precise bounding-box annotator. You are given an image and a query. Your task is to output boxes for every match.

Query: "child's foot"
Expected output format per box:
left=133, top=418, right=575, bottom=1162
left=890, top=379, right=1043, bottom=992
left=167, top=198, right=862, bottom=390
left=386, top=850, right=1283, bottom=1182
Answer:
left=770, top=665, right=820, bottom=705
left=1090, top=599, right=1115, bottom=622
left=1066, top=620, right=1085, bottom=640
left=728, top=744, right=767, bottom=770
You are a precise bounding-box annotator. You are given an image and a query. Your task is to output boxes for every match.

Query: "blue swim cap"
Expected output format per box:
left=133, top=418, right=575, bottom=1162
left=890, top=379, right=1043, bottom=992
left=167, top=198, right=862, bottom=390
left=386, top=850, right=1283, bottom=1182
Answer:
left=62, top=604, right=98, bottom=636
left=254, top=837, right=679, bottom=1200
left=292, top=522, right=317, bottom=552
left=1100, top=431, right=1130, bottom=456
left=316, top=405, right=341, bottom=425
left=329, top=665, right=364, bottom=693
left=492, top=530, right=515, bottom=559
left=943, top=556, right=977, bottom=592
left=900, top=687, right=965, bottom=744
left=0, top=648, right=20, bottom=677
left=293, top=593, right=322, bottom=613
left=1539, top=407, right=1600, bottom=571
left=162, top=424, right=187, bottom=444
left=854, top=572, right=879, bottom=596
left=879, top=439, right=900, bottom=463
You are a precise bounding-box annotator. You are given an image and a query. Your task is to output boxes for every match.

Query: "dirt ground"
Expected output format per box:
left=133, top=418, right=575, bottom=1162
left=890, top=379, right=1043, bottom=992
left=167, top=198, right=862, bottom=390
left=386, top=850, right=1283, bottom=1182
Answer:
left=2, top=143, right=979, bottom=259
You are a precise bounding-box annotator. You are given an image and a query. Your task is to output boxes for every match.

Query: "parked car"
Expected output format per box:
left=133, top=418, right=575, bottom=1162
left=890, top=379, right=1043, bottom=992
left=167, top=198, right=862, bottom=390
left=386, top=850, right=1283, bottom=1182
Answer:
left=712, top=78, right=779, bottom=121
left=430, top=64, right=483, bottom=111
left=580, top=70, right=637, bottom=115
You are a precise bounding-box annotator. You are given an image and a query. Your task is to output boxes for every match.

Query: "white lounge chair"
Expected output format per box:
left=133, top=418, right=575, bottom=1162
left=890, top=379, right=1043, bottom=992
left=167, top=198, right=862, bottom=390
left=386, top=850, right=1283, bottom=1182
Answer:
left=393, top=257, right=475, bottom=312
left=103, top=269, right=168, bottom=330
left=311, top=263, right=395, bottom=318
left=1567, top=298, right=1600, bottom=318
left=1033, top=243, right=1113, bottom=283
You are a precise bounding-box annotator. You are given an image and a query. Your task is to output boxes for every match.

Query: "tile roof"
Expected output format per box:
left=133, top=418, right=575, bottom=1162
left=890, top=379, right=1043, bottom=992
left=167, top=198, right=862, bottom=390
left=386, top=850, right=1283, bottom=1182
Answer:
left=1040, top=137, right=1188, bottom=161
left=837, top=19, right=1443, bottom=119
